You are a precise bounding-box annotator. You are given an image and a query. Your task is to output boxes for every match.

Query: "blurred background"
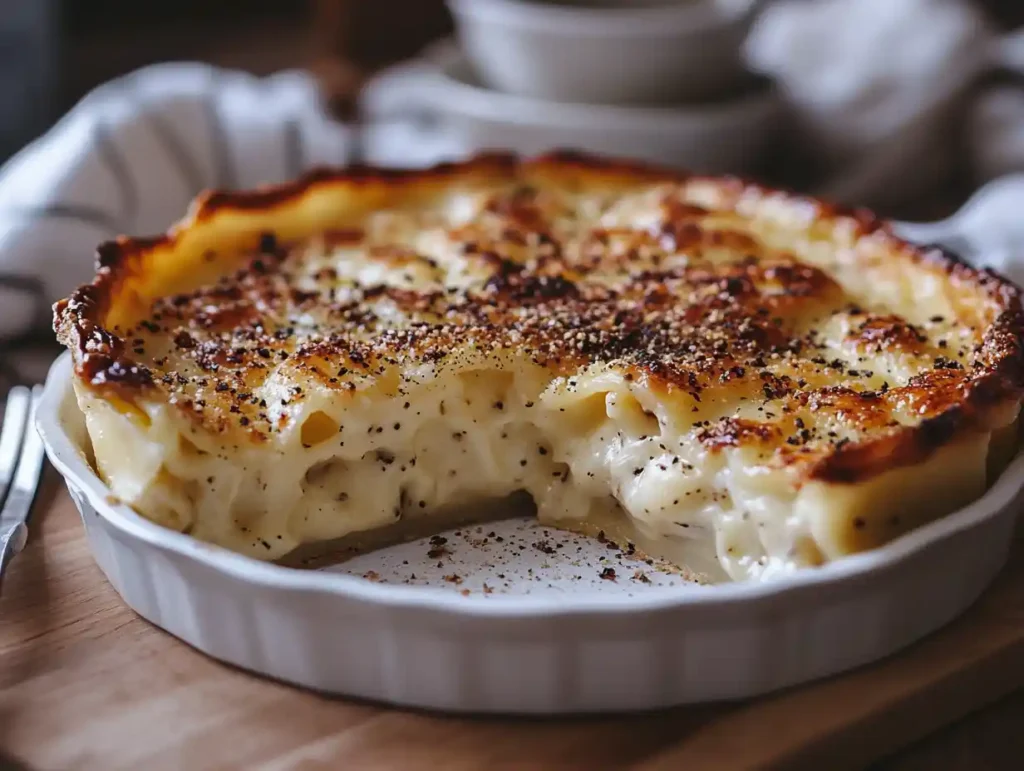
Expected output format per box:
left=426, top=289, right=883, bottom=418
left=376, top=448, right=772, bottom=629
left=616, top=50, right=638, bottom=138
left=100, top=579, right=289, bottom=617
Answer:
left=5, top=0, right=1024, bottom=218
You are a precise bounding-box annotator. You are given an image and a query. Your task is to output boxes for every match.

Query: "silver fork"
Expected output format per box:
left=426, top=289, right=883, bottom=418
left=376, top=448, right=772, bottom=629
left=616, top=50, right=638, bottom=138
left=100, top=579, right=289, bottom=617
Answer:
left=0, top=385, right=46, bottom=594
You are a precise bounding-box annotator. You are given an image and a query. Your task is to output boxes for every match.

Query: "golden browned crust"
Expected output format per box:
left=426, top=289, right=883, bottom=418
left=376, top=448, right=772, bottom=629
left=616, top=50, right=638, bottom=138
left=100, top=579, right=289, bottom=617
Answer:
left=54, top=151, right=1024, bottom=487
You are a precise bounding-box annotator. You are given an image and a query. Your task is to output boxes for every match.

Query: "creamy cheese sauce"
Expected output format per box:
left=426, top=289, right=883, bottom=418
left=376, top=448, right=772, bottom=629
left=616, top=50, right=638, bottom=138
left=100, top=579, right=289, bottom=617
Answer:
left=81, top=366, right=801, bottom=581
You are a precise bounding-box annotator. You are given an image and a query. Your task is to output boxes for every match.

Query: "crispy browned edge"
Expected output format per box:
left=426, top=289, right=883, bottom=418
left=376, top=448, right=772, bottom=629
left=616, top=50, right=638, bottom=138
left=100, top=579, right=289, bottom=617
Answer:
left=53, top=150, right=1024, bottom=486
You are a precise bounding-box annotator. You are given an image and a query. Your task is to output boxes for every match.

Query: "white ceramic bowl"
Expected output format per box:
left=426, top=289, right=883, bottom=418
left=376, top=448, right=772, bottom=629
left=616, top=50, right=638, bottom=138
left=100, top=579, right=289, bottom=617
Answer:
left=362, top=43, right=782, bottom=175
left=37, top=352, right=1024, bottom=713
left=447, top=0, right=762, bottom=105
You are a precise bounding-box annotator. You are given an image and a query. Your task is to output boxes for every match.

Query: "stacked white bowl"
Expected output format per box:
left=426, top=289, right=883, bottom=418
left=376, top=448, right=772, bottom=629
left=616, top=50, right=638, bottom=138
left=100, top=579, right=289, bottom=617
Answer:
left=368, top=0, right=781, bottom=175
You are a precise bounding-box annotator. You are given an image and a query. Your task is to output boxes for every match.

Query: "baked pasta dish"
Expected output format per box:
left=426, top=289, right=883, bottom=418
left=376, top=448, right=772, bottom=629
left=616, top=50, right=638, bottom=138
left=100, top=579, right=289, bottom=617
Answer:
left=54, top=153, right=1024, bottom=582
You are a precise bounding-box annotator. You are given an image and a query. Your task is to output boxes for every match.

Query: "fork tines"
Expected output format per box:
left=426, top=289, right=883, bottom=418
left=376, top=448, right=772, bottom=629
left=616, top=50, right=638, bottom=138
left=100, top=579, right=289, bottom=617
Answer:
left=0, top=385, right=46, bottom=591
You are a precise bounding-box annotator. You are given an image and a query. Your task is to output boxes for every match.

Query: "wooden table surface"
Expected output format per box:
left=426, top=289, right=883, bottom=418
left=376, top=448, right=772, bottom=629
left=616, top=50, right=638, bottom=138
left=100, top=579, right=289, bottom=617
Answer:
left=1, top=471, right=1023, bottom=770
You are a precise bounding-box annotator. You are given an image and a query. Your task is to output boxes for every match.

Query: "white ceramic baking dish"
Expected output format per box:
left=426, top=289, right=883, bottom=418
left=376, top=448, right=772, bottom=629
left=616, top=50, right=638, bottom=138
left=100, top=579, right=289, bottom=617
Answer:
left=37, top=352, right=1024, bottom=713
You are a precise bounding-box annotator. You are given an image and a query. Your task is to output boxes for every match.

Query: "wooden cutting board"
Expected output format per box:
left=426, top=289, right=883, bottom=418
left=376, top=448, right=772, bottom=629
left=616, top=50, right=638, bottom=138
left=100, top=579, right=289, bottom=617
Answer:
left=1, top=471, right=1023, bottom=771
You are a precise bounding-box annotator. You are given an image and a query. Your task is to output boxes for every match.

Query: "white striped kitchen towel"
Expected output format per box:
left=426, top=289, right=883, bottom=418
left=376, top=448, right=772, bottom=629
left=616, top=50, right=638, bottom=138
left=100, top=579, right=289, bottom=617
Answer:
left=0, top=62, right=359, bottom=338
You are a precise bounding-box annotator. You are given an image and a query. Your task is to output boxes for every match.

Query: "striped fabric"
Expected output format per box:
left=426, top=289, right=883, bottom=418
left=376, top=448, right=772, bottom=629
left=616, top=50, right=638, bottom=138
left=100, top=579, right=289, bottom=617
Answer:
left=0, top=62, right=361, bottom=342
